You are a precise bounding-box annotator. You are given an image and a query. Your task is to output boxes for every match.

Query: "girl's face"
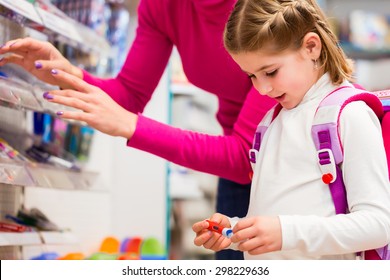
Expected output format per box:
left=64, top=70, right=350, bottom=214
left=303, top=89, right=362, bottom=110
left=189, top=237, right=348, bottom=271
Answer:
left=230, top=35, right=322, bottom=109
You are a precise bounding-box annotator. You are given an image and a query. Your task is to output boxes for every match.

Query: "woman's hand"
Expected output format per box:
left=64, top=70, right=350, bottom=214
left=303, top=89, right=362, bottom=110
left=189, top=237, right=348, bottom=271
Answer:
left=43, top=69, right=137, bottom=139
left=0, top=37, right=82, bottom=89
left=192, top=213, right=232, bottom=252
left=231, top=216, right=282, bottom=255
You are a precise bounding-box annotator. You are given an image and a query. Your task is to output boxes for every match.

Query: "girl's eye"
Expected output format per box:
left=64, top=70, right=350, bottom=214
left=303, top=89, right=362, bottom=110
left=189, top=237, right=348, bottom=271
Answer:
left=265, top=69, right=278, bottom=77
left=248, top=74, right=256, bottom=79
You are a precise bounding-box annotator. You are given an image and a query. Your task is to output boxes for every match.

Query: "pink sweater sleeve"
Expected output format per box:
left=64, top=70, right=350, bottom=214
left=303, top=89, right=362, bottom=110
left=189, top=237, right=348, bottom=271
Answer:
left=128, top=87, right=276, bottom=184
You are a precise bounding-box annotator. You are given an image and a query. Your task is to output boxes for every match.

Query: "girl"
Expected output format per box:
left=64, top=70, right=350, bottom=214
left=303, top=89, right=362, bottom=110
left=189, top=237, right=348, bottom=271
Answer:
left=193, top=0, right=390, bottom=259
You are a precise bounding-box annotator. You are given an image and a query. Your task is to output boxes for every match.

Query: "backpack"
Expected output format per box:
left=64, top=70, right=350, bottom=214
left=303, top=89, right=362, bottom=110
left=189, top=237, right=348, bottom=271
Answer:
left=249, top=85, right=390, bottom=260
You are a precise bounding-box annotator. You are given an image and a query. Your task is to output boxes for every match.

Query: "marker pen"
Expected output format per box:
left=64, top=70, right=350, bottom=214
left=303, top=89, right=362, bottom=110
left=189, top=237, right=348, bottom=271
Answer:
left=206, top=220, right=233, bottom=238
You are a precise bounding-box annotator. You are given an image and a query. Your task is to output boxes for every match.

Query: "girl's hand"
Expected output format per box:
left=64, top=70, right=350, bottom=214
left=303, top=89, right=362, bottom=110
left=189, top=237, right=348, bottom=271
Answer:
left=231, top=216, right=282, bottom=255
left=43, top=69, right=137, bottom=139
left=0, top=37, right=82, bottom=89
left=192, top=213, right=232, bottom=252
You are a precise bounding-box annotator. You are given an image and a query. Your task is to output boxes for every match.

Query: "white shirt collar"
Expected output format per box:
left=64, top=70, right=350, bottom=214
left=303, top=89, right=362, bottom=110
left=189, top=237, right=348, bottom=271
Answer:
left=300, top=73, right=352, bottom=106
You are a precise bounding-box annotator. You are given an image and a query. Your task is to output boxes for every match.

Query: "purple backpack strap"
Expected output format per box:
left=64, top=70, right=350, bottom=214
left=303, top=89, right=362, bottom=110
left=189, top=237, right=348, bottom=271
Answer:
left=312, top=86, right=384, bottom=214
left=249, top=104, right=282, bottom=172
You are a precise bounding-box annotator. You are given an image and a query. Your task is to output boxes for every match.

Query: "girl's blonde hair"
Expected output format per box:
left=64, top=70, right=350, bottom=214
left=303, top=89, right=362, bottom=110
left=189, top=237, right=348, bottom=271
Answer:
left=224, top=0, right=353, bottom=84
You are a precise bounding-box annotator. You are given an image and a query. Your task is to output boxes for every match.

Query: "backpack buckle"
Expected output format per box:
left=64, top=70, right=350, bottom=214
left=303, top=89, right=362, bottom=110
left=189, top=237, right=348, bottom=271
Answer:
left=249, top=148, right=258, bottom=172
left=249, top=148, right=258, bottom=164
left=317, top=148, right=337, bottom=184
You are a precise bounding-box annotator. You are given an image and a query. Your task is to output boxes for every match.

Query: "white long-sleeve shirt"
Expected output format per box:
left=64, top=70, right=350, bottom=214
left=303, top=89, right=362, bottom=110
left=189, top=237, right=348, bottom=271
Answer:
left=244, top=74, right=390, bottom=260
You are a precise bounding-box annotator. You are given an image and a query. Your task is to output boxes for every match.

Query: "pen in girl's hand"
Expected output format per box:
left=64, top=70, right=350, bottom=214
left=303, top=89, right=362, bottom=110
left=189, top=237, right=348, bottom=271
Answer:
left=206, top=219, right=233, bottom=238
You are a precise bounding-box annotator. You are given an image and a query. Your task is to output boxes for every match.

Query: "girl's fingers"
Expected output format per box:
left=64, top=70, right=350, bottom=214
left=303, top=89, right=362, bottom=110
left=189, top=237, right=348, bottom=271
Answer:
left=50, top=69, right=93, bottom=93
left=193, top=230, right=213, bottom=247
left=192, top=220, right=209, bottom=233
left=231, top=224, right=254, bottom=243
left=236, top=236, right=263, bottom=252
left=247, top=245, right=267, bottom=255
left=209, top=216, right=224, bottom=224
left=202, top=233, right=223, bottom=249
left=233, top=217, right=255, bottom=232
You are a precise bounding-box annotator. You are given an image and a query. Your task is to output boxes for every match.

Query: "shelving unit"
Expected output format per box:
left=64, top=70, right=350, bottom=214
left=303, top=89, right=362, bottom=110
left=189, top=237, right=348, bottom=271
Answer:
left=0, top=232, right=42, bottom=246
left=0, top=231, right=78, bottom=247
left=321, top=0, right=390, bottom=91
left=0, top=158, right=98, bottom=190
left=0, top=1, right=110, bottom=260
left=0, top=71, right=82, bottom=117
left=0, top=0, right=111, bottom=57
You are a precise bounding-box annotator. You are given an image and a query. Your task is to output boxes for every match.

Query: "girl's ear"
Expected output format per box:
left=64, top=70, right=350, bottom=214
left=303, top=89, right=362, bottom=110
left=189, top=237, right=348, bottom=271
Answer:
left=302, top=32, right=322, bottom=60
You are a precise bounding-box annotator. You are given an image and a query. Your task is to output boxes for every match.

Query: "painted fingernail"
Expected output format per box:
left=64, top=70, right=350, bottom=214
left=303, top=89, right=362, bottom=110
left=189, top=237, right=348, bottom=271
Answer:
left=43, top=92, right=53, bottom=99
left=0, top=57, right=4, bottom=62
left=51, top=69, right=58, bottom=74
left=0, top=44, right=5, bottom=49
left=35, top=61, right=42, bottom=69
left=56, top=111, right=63, bottom=116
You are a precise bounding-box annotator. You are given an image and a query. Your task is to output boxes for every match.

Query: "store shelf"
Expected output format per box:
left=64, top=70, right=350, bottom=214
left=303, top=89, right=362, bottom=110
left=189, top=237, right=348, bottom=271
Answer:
left=0, top=231, right=78, bottom=246
left=341, top=43, right=390, bottom=60
left=0, top=0, right=43, bottom=25
left=40, top=231, right=79, bottom=245
left=0, top=158, right=99, bottom=190
left=0, top=73, right=86, bottom=126
left=0, top=0, right=111, bottom=57
left=0, top=232, right=41, bottom=246
left=0, top=159, right=35, bottom=186
left=0, top=76, right=43, bottom=112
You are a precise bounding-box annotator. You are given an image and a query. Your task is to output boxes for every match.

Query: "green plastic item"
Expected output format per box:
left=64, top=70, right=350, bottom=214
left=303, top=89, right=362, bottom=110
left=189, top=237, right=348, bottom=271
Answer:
left=140, top=237, right=165, bottom=256
left=87, top=252, right=117, bottom=260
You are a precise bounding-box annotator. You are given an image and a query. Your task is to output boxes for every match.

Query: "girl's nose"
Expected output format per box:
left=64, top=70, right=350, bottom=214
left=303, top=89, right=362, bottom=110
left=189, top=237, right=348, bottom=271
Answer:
left=258, top=84, right=273, bottom=95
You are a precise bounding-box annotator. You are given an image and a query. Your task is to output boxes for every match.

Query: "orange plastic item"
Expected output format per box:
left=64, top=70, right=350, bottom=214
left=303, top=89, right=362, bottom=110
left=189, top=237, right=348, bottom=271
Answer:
left=57, top=253, right=85, bottom=260
left=99, top=236, right=120, bottom=254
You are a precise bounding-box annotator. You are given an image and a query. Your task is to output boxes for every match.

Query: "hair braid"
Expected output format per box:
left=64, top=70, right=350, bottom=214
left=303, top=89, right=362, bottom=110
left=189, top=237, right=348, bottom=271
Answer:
left=224, top=0, right=353, bottom=84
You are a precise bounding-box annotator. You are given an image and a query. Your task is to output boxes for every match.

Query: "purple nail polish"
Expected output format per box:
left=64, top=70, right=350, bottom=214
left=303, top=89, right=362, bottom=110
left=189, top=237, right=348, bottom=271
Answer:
left=0, top=44, right=5, bottom=49
left=51, top=69, right=58, bottom=74
left=43, top=92, right=53, bottom=99
left=35, top=61, right=42, bottom=69
left=56, top=111, right=63, bottom=116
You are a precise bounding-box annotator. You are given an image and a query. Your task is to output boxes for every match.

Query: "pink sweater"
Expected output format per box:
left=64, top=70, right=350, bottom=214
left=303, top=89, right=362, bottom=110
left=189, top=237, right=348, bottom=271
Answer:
left=83, top=0, right=276, bottom=184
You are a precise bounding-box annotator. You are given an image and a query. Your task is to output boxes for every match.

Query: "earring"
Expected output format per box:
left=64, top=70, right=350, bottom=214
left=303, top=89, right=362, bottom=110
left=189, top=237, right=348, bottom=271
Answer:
left=314, top=59, right=318, bottom=70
